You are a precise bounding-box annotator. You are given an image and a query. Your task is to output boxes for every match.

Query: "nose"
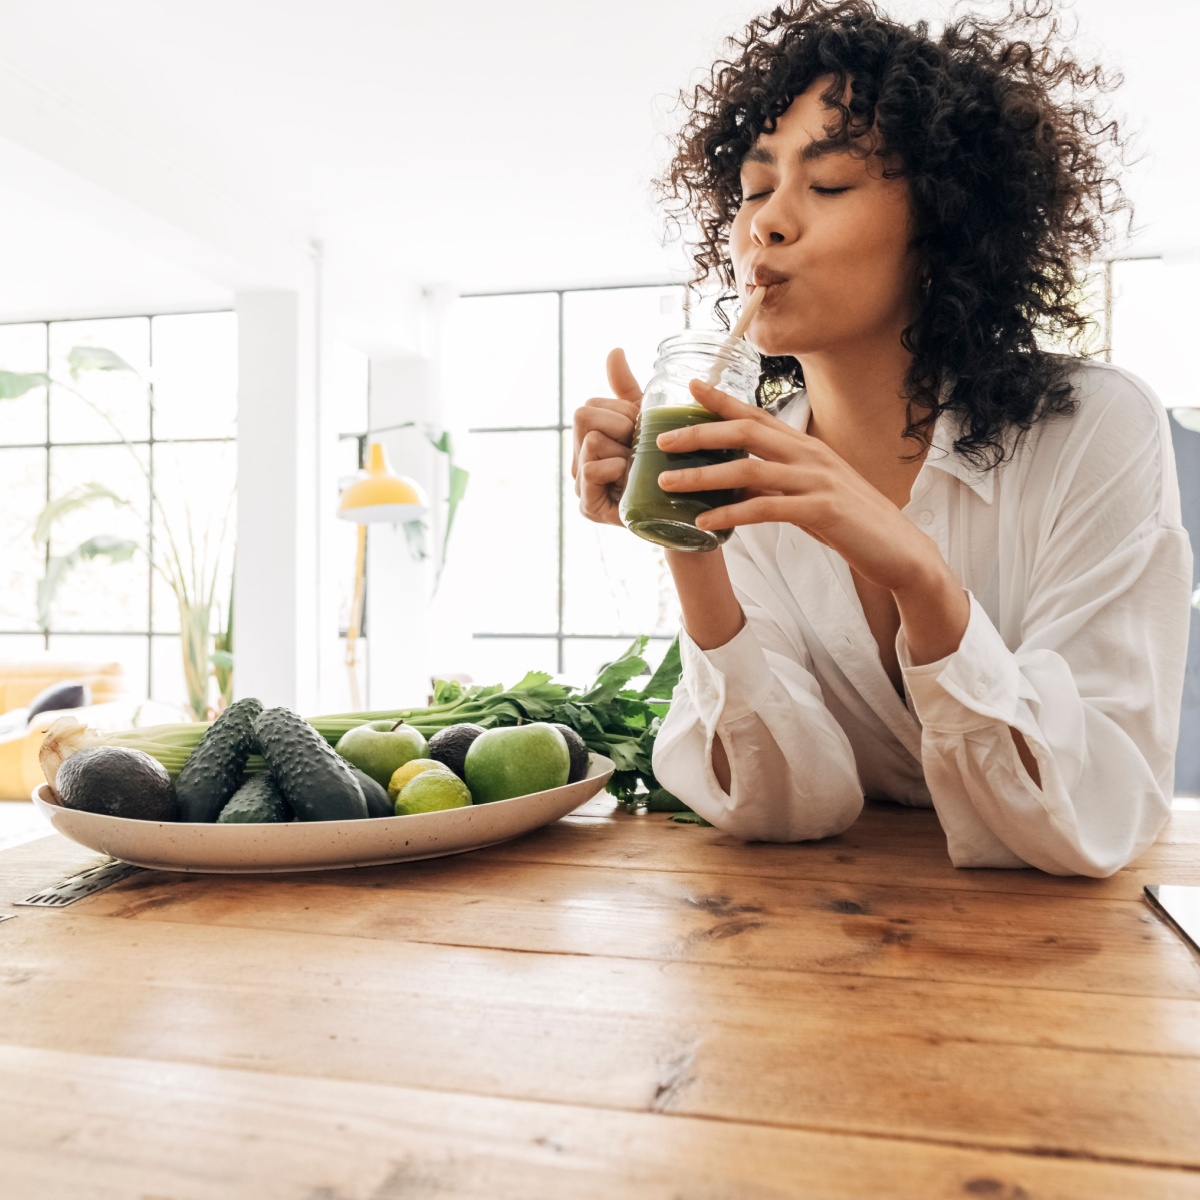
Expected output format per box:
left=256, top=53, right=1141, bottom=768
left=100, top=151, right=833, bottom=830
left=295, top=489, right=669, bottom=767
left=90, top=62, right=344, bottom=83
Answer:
left=749, top=192, right=798, bottom=248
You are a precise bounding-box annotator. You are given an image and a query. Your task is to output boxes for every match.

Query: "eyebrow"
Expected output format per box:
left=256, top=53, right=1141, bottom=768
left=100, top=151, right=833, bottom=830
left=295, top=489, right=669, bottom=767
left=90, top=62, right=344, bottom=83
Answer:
left=742, top=138, right=851, bottom=167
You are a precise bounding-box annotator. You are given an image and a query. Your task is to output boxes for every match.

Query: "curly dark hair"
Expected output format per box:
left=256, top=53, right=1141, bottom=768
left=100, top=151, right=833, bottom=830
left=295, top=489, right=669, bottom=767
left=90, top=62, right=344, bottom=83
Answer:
left=657, top=0, right=1132, bottom=469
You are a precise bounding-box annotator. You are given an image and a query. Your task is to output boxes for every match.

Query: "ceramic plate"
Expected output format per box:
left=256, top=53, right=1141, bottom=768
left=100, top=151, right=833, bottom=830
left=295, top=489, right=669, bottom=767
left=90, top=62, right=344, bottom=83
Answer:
left=31, top=754, right=614, bottom=874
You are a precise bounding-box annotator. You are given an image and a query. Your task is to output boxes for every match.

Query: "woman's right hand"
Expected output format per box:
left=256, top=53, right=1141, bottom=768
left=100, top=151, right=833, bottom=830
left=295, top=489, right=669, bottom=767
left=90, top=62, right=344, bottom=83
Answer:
left=571, top=348, right=642, bottom=526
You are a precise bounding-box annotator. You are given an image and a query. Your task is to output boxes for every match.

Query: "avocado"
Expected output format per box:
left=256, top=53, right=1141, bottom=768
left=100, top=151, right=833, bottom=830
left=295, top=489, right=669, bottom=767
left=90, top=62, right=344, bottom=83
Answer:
left=427, top=722, right=486, bottom=780
left=175, top=697, right=263, bottom=822
left=56, top=746, right=178, bottom=822
left=551, top=723, right=590, bottom=784
left=348, top=765, right=393, bottom=818
left=217, top=772, right=291, bottom=824
left=254, top=707, right=368, bottom=821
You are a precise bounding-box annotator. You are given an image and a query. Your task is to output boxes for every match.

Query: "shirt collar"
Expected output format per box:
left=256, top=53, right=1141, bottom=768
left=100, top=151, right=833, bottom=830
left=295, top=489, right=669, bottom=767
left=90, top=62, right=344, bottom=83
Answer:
left=776, top=384, right=996, bottom=506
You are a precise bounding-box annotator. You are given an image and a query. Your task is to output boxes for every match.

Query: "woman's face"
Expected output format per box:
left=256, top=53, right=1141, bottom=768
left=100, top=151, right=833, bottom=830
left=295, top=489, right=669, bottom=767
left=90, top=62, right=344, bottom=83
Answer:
left=729, top=77, right=921, bottom=360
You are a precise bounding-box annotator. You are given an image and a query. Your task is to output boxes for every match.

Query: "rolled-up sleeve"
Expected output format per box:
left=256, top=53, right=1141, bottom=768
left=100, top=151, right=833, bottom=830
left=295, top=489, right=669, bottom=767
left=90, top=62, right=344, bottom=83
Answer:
left=898, top=418, right=1193, bottom=876
left=653, top=574, right=864, bottom=843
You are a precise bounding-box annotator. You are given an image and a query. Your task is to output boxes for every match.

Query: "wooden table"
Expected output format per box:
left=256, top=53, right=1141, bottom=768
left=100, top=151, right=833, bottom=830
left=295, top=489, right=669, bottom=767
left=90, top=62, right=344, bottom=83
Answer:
left=2, top=795, right=1199, bottom=1199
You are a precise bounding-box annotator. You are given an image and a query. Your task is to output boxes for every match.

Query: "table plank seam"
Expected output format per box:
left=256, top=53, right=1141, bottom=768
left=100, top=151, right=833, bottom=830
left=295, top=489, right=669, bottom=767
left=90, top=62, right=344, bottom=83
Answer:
left=8, top=1041, right=1198, bottom=1178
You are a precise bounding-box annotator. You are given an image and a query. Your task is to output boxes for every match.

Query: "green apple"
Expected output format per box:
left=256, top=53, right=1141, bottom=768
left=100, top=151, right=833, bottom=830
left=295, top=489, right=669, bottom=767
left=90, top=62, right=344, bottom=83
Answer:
left=335, top=720, right=428, bottom=789
left=463, top=723, right=570, bottom=804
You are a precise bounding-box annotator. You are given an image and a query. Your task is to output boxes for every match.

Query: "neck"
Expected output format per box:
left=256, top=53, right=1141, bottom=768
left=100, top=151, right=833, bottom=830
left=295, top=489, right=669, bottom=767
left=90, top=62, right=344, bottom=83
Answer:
left=798, top=329, right=928, bottom=506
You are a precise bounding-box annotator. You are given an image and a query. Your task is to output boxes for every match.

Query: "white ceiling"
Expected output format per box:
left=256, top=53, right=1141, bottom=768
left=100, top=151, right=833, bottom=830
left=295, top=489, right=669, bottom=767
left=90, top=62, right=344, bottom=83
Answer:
left=0, top=0, right=1195, bottom=322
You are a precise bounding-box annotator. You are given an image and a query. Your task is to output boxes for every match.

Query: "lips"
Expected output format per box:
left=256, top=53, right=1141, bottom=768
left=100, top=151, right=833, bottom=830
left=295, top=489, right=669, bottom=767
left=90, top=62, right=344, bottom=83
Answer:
left=749, top=264, right=790, bottom=288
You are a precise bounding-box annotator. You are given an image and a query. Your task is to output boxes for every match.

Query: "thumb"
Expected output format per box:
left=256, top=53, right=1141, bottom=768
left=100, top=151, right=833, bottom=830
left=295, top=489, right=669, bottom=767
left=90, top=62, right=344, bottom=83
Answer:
left=605, top=348, right=643, bottom=404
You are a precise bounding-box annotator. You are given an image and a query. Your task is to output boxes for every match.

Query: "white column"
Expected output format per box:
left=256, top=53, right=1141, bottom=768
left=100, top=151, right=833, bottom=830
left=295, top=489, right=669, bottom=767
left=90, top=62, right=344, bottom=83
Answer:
left=234, top=288, right=320, bottom=710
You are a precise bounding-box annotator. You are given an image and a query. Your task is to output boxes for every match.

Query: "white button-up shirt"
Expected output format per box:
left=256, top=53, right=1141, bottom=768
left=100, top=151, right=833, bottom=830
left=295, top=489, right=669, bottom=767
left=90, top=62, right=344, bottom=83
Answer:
left=653, top=359, right=1194, bottom=876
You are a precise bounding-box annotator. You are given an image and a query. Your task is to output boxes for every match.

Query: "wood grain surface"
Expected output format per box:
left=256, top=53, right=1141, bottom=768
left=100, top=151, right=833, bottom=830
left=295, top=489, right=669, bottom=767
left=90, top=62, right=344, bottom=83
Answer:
left=2, top=795, right=1198, bottom=1199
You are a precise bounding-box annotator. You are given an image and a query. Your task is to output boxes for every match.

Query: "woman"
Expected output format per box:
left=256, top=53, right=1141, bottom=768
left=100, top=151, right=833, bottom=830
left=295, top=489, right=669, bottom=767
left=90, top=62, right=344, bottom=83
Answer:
left=571, top=0, right=1194, bottom=876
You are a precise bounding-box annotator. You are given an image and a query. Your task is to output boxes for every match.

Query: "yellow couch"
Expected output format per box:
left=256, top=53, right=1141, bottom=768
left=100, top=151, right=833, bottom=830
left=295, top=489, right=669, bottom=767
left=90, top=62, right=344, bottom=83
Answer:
left=0, top=657, right=128, bottom=713
left=0, top=657, right=129, bottom=800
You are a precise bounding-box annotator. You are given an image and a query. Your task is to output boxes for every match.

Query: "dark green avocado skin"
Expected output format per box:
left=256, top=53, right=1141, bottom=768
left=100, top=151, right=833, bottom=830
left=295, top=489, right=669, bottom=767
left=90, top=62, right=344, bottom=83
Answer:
left=427, top=723, right=486, bottom=780
left=217, top=772, right=291, bottom=824
left=551, top=723, right=590, bottom=784
left=57, top=746, right=178, bottom=822
left=348, top=766, right=393, bottom=818
left=175, top=697, right=263, bottom=822
left=254, top=707, right=368, bottom=821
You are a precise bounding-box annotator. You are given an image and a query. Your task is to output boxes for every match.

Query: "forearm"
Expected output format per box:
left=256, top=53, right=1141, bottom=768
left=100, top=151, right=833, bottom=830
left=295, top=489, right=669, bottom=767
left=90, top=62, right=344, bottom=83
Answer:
left=665, top=548, right=745, bottom=651
left=664, top=548, right=745, bottom=791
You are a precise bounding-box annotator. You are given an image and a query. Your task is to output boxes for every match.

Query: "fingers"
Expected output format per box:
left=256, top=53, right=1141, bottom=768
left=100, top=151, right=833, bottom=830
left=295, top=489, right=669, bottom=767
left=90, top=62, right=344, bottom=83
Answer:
left=695, top=495, right=796, bottom=531
left=687, top=377, right=764, bottom=419
left=658, top=458, right=796, bottom=494
left=573, top=400, right=636, bottom=449
left=571, top=402, right=636, bottom=494
left=606, top=348, right=643, bottom=404
left=657, top=416, right=797, bottom=462
left=576, top=429, right=632, bottom=473
left=576, top=454, right=629, bottom=525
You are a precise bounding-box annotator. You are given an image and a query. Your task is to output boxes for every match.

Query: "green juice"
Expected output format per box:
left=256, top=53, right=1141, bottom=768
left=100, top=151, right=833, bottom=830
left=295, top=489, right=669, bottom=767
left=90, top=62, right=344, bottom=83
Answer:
left=620, top=404, right=746, bottom=552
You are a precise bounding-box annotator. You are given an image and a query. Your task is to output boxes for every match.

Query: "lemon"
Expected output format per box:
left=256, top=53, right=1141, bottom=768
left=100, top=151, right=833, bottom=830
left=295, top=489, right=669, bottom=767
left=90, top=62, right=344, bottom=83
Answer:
left=395, top=770, right=472, bottom=815
left=387, top=758, right=453, bottom=801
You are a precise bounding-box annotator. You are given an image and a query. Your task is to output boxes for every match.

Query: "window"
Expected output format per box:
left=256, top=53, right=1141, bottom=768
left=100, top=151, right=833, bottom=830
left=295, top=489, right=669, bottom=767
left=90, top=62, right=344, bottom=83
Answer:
left=0, top=312, right=237, bottom=711
left=433, top=284, right=693, bottom=687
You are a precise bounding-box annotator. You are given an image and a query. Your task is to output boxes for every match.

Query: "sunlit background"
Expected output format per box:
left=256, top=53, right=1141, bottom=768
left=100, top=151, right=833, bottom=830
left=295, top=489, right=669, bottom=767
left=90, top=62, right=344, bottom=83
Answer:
left=0, top=0, right=1197, bottom=797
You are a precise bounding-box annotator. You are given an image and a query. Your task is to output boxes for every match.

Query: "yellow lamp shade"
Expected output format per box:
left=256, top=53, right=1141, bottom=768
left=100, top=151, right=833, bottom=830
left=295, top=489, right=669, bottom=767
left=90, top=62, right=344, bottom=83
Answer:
left=338, top=442, right=429, bottom=524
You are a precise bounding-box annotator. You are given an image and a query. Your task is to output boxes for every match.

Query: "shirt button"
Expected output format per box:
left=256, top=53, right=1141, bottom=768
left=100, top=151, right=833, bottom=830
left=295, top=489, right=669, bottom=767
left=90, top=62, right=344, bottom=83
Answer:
left=919, top=510, right=934, bottom=526
left=972, top=683, right=987, bottom=699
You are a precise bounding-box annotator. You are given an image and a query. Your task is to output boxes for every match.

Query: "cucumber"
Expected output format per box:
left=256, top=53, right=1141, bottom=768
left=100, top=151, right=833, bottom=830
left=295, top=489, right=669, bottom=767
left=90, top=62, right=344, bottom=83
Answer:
left=217, top=772, right=291, bottom=824
left=175, top=697, right=264, bottom=822
left=254, top=706, right=368, bottom=821
left=348, top=765, right=393, bottom=819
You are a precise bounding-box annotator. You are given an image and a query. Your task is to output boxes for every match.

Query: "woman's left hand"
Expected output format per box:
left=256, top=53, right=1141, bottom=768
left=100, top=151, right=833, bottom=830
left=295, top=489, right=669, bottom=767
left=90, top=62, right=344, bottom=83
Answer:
left=656, top=378, right=943, bottom=595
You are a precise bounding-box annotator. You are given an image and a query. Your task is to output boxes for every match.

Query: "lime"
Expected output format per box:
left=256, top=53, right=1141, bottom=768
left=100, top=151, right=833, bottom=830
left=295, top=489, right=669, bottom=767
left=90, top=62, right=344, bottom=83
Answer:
left=395, top=770, right=472, bottom=815
left=387, top=758, right=453, bottom=801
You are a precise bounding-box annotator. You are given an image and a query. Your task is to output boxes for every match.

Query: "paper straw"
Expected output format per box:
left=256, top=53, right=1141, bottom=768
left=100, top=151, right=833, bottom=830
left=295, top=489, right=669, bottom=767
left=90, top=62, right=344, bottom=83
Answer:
left=703, top=285, right=766, bottom=386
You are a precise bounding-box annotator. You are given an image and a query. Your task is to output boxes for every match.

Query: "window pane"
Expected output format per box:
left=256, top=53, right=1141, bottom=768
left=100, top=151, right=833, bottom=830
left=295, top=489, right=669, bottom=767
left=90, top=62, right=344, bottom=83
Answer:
left=562, top=434, right=681, bottom=637
left=150, top=634, right=188, bottom=712
left=151, top=312, right=237, bottom=440
left=1111, top=259, right=1200, bottom=409
left=150, top=441, right=237, bottom=634
left=49, top=317, right=150, bottom=443
left=560, top=636, right=675, bottom=691
left=444, top=293, right=559, bottom=429
left=0, top=323, right=48, bottom=446
left=435, top=430, right=559, bottom=635
left=0, top=448, right=47, bottom=632
left=562, top=286, right=685, bottom=417
left=47, top=445, right=150, bottom=633
left=460, top=637, right=559, bottom=688
left=46, top=634, right=148, bottom=700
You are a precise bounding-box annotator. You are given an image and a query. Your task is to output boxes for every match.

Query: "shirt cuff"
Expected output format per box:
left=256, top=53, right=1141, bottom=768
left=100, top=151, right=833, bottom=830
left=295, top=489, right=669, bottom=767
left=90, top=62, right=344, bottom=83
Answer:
left=679, top=620, right=774, bottom=724
left=897, top=592, right=1022, bottom=733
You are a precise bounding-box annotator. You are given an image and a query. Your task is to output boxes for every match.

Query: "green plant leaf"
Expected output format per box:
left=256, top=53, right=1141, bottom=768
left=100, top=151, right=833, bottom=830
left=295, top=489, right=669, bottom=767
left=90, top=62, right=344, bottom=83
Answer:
left=33, top=483, right=132, bottom=546
left=639, top=634, right=682, bottom=701
left=0, top=370, right=51, bottom=400
left=67, top=346, right=137, bottom=376
left=427, top=430, right=468, bottom=596
left=210, top=649, right=234, bottom=671
left=403, top=519, right=429, bottom=561
left=37, top=536, right=139, bottom=630
left=579, top=637, right=650, bottom=705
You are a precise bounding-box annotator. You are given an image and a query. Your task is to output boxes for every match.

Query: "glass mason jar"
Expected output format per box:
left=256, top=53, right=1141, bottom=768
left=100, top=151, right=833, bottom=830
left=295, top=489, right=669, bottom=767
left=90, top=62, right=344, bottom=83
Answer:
left=619, top=330, right=762, bottom=552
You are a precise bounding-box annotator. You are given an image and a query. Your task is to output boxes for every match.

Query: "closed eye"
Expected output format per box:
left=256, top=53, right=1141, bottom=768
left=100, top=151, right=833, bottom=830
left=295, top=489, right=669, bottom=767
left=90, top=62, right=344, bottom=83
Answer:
left=811, top=186, right=851, bottom=195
